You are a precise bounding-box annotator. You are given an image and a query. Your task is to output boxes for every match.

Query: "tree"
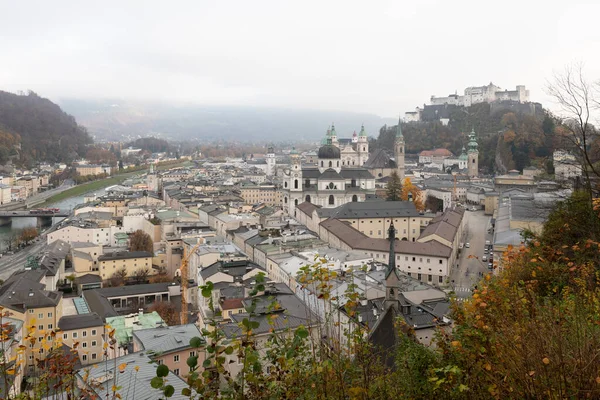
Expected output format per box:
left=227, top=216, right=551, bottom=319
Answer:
left=546, top=64, right=600, bottom=196
left=148, top=301, right=179, bottom=326
left=132, top=268, right=150, bottom=284
left=107, top=267, right=127, bottom=287
left=401, top=177, right=425, bottom=211
left=20, top=227, right=38, bottom=245
left=385, top=171, right=402, bottom=201
left=129, top=229, right=153, bottom=253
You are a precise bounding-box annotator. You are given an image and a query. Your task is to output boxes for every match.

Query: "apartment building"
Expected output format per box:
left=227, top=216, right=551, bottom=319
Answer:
left=238, top=183, right=281, bottom=206
left=97, top=251, right=154, bottom=280
left=0, top=270, right=63, bottom=375
left=132, top=324, right=205, bottom=378
left=57, top=313, right=105, bottom=365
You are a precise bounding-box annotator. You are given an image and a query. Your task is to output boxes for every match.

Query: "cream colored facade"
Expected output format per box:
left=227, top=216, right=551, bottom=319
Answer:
left=18, top=303, right=63, bottom=374
left=98, top=253, right=154, bottom=280
left=239, top=185, right=281, bottom=206
left=60, top=325, right=105, bottom=365
left=338, top=215, right=431, bottom=242
left=47, top=225, right=126, bottom=246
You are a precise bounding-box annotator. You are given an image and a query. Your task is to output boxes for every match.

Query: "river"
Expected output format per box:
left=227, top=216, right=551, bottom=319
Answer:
left=0, top=188, right=107, bottom=252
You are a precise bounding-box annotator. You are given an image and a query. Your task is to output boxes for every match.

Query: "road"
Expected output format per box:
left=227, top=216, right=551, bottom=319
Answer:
left=0, top=240, right=47, bottom=281
left=450, top=210, right=492, bottom=300
left=0, top=218, right=67, bottom=281
left=25, top=180, right=74, bottom=207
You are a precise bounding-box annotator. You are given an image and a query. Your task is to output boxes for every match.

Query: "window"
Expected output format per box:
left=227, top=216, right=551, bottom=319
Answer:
left=47, top=312, right=52, bottom=318
left=82, top=342, right=87, bottom=348
left=412, top=257, right=415, bottom=262
left=91, top=329, right=97, bottom=336
left=174, top=355, right=180, bottom=362
left=83, top=331, right=87, bottom=337
left=428, top=275, right=432, bottom=282
left=417, top=273, right=422, bottom=280
left=439, top=260, right=443, bottom=264
left=405, top=257, right=408, bottom=261
left=190, top=351, right=196, bottom=357
left=29, top=309, right=34, bottom=314
left=439, top=276, right=443, bottom=283
left=328, top=195, right=335, bottom=205
left=47, top=324, right=52, bottom=330
left=174, top=368, right=180, bottom=376
left=38, top=325, right=43, bottom=330
left=92, top=353, right=97, bottom=360
left=38, top=337, right=43, bottom=342
left=92, top=341, right=97, bottom=347
left=63, top=333, right=68, bottom=340
left=329, top=161, right=332, bottom=168
left=419, top=258, right=422, bottom=262
left=82, top=354, right=87, bottom=361
left=73, top=332, right=78, bottom=339
left=427, top=259, right=430, bottom=263
left=157, top=360, right=163, bottom=365
left=294, top=179, right=298, bottom=189
left=38, top=313, right=43, bottom=319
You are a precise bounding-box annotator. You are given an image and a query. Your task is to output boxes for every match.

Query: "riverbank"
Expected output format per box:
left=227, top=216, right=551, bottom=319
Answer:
left=40, top=160, right=192, bottom=206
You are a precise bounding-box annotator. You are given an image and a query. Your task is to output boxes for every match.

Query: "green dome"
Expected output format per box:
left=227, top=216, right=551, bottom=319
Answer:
left=359, top=124, right=367, bottom=137
left=459, top=146, right=468, bottom=160
left=330, top=123, right=337, bottom=137
left=290, top=147, right=298, bottom=155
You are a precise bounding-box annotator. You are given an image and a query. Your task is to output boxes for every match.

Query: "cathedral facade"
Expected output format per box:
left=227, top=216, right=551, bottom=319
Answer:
left=280, top=126, right=377, bottom=215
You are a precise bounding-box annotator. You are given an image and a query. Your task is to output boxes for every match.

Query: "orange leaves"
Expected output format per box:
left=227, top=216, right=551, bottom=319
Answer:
left=542, top=357, right=550, bottom=365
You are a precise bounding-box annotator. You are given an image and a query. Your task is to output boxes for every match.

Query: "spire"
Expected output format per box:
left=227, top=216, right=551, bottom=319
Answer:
left=468, top=127, right=478, bottom=153
left=326, top=126, right=331, bottom=137
left=359, top=124, right=367, bottom=137
left=387, top=221, right=396, bottom=276
left=330, top=123, right=336, bottom=137
left=396, top=115, right=403, bottom=139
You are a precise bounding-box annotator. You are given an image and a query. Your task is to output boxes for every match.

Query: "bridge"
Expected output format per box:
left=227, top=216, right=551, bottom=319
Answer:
left=0, top=211, right=69, bottom=218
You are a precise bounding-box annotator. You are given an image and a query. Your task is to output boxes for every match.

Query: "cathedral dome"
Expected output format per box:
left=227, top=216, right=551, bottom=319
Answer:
left=318, top=144, right=341, bottom=159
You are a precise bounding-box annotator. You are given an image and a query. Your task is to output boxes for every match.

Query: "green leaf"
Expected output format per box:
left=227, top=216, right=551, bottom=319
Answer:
left=250, top=320, right=260, bottom=329
left=163, top=385, right=175, bottom=398
left=295, top=327, right=309, bottom=339
left=186, top=356, right=198, bottom=368
left=156, top=364, right=169, bottom=377
left=150, top=376, right=163, bottom=389
left=182, top=388, right=192, bottom=396
left=224, top=346, right=234, bottom=355
left=203, top=359, right=212, bottom=368
left=189, top=337, right=203, bottom=348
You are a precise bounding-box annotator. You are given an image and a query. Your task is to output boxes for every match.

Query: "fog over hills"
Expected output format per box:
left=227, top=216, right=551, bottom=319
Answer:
left=59, top=99, right=396, bottom=143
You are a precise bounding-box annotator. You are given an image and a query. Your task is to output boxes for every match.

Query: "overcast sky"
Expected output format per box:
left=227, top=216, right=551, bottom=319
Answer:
left=2, top=0, right=600, bottom=117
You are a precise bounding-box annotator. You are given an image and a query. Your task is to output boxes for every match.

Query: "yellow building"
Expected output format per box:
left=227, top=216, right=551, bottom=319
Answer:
left=57, top=313, right=105, bottom=365
left=75, top=164, right=108, bottom=176
left=0, top=270, right=63, bottom=375
left=238, top=183, right=281, bottom=206
left=98, top=251, right=154, bottom=280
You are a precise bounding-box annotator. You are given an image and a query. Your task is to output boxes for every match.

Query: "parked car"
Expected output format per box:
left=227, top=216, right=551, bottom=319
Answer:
left=488, top=262, right=493, bottom=269
left=482, top=255, right=488, bottom=262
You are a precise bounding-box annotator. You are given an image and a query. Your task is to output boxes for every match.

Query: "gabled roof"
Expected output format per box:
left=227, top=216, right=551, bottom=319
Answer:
left=330, top=200, right=419, bottom=219
left=364, top=149, right=397, bottom=169
left=296, top=202, right=320, bottom=217
left=0, top=270, right=62, bottom=313
left=58, top=312, right=103, bottom=331
left=77, top=352, right=188, bottom=399
left=133, top=324, right=203, bottom=355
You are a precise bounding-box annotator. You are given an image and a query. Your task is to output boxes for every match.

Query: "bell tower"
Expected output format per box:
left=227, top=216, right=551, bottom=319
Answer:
left=394, top=117, right=405, bottom=180
left=467, top=128, right=479, bottom=178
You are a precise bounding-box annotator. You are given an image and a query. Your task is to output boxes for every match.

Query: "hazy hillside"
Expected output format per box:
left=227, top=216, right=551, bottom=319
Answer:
left=0, top=91, right=92, bottom=165
left=59, top=99, right=396, bottom=143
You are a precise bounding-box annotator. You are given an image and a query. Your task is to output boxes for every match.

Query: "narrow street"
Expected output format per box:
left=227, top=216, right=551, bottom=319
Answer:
left=450, top=210, right=492, bottom=300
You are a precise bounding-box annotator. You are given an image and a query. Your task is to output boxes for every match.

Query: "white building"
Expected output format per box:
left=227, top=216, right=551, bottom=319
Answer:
left=553, top=150, right=581, bottom=180
left=430, top=83, right=529, bottom=107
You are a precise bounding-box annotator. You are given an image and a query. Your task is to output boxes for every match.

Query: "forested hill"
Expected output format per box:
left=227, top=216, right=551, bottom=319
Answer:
left=371, top=102, right=557, bottom=174
left=0, top=91, right=92, bottom=165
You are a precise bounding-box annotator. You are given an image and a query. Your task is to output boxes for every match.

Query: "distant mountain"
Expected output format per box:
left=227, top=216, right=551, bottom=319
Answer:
left=0, top=91, right=92, bottom=165
left=58, top=99, right=396, bottom=143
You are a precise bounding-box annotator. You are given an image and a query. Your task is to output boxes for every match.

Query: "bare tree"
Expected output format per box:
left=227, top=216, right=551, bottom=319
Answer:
left=132, top=268, right=150, bottom=284
left=546, top=64, right=600, bottom=196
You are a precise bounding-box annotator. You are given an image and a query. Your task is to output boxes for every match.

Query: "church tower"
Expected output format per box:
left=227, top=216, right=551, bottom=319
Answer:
left=330, top=123, right=339, bottom=147
left=394, top=117, right=405, bottom=180
left=357, top=124, right=369, bottom=165
left=467, top=128, right=479, bottom=178
left=266, top=146, right=276, bottom=176
left=385, top=222, right=401, bottom=309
